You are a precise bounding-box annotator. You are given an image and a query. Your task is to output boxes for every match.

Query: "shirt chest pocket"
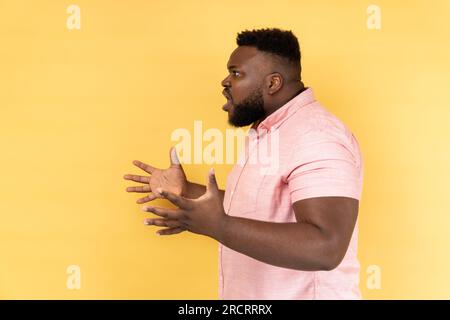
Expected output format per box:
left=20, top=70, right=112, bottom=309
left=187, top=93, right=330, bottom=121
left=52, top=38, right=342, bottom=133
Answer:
left=225, top=162, right=265, bottom=217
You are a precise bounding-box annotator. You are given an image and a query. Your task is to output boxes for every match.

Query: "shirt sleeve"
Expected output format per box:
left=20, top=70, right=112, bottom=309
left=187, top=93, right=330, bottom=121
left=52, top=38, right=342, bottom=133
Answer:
left=286, top=129, right=363, bottom=203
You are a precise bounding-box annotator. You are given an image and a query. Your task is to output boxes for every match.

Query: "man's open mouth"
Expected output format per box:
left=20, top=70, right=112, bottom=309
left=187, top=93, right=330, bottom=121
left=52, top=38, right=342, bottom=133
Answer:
left=222, top=89, right=232, bottom=100
left=222, top=90, right=233, bottom=111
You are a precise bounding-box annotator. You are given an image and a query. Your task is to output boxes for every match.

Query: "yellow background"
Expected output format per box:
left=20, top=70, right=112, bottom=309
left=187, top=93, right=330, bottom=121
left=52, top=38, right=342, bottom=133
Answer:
left=1, top=0, right=449, bottom=299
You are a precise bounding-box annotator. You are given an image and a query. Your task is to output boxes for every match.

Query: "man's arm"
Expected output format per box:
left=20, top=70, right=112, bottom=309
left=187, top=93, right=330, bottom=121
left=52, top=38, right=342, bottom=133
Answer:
left=217, top=196, right=358, bottom=271
left=143, top=171, right=358, bottom=271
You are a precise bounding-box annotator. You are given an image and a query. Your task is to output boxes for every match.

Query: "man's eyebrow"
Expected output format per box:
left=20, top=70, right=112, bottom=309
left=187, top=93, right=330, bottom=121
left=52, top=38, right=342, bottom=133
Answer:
left=227, top=65, right=239, bottom=70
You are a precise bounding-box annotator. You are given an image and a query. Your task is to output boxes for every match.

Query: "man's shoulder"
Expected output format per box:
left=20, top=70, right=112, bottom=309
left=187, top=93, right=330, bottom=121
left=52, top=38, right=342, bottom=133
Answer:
left=281, top=101, right=354, bottom=144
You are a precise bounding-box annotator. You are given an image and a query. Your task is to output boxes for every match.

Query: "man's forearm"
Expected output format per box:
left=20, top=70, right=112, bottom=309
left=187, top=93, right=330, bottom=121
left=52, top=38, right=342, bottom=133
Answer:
left=216, top=216, right=339, bottom=271
left=185, top=182, right=338, bottom=271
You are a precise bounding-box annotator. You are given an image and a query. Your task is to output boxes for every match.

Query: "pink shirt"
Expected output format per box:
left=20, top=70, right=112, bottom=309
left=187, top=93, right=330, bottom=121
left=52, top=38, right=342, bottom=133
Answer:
left=219, top=88, right=364, bottom=300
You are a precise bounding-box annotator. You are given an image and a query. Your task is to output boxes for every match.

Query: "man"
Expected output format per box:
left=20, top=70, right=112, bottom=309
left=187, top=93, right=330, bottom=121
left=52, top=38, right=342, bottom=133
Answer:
left=124, top=28, right=364, bottom=299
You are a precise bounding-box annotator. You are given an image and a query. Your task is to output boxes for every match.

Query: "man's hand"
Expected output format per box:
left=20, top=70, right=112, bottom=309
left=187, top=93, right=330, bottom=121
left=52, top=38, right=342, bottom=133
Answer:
left=124, top=147, right=188, bottom=204
left=142, top=168, right=228, bottom=238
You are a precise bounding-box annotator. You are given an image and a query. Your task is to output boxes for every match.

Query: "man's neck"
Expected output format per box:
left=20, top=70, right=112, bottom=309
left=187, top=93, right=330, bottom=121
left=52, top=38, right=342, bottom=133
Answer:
left=264, top=83, right=306, bottom=118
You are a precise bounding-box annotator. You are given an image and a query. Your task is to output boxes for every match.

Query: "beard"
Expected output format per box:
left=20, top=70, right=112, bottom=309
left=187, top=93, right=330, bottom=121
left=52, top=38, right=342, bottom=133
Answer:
left=228, top=87, right=266, bottom=127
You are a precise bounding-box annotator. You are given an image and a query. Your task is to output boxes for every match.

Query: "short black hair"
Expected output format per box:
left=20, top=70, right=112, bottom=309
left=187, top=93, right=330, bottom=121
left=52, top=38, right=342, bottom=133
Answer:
left=236, top=28, right=301, bottom=66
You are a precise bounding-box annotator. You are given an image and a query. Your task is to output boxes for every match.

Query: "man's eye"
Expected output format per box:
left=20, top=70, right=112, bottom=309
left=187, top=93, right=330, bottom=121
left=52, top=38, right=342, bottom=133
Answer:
left=231, top=70, right=240, bottom=76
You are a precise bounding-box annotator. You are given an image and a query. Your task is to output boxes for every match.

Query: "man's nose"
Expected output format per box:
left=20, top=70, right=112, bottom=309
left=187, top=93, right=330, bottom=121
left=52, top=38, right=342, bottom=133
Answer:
left=221, top=75, right=230, bottom=88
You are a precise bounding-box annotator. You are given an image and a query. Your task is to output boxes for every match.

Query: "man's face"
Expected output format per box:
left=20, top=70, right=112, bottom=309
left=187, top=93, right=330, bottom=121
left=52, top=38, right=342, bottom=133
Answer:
left=221, top=46, right=268, bottom=127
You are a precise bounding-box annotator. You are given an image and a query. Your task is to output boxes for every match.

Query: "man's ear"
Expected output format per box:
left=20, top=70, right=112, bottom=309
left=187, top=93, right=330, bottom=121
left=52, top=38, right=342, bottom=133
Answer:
left=265, top=72, right=284, bottom=95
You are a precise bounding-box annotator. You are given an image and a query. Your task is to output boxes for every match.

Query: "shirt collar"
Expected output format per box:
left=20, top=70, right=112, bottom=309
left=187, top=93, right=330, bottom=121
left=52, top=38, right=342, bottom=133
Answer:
left=252, top=87, right=316, bottom=133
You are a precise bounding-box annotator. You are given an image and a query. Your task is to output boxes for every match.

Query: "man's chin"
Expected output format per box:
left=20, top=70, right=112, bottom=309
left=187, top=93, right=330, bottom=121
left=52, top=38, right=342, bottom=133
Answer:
left=227, top=115, right=240, bottom=127
left=227, top=115, right=239, bottom=127
left=228, top=117, right=253, bottom=128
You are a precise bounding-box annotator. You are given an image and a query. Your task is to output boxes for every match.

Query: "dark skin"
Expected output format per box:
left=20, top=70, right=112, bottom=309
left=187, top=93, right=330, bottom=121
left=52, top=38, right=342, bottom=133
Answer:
left=124, top=46, right=359, bottom=271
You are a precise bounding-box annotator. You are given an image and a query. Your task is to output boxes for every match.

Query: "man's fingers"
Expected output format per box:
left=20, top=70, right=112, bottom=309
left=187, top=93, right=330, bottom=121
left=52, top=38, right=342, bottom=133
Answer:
left=144, top=218, right=182, bottom=228
left=142, top=206, right=182, bottom=219
left=156, top=227, right=186, bottom=236
left=123, top=174, right=150, bottom=184
left=206, top=168, right=219, bottom=195
left=169, top=147, right=181, bottom=167
left=136, top=193, right=157, bottom=204
left=133, top=160, right=158, bottom=174
left=126, top=185, right=151, bottom=193
left=158, top=188, right=191, bottom=209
